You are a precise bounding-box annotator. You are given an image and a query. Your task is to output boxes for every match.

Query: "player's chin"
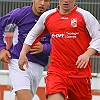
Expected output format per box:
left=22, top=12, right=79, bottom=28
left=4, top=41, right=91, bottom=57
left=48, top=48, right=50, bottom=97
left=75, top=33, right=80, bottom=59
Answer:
left=37, top=12, right=42, bottom=15
left=38, top=9, right=46, bottom=14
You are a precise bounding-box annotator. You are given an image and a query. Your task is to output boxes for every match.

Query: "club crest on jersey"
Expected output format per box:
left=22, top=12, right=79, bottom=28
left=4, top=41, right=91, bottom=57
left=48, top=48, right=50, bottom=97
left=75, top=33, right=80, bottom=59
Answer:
left=71, top=18, right=77, bottom=28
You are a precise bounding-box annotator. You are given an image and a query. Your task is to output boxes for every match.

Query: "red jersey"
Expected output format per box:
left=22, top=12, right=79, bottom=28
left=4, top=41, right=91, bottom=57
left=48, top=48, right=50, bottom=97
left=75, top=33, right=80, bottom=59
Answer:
left=25, top=5, right=100, bottom=78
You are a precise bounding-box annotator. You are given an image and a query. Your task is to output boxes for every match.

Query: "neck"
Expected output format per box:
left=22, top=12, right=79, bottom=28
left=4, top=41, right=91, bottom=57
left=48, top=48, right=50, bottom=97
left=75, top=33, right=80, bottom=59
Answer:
left=59, top=5, right=75, bottom=14
left=32, top=6, right=41, bottom=16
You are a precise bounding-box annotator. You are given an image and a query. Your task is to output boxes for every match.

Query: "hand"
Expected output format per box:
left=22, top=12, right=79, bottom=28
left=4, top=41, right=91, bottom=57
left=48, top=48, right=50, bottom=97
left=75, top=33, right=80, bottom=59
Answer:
left=0, top=49, right=11, bottom=63
left=76, top=53, right=90, bottom=68
left=30, top=42, right=43, bottom=54
left=18, top=53, right=28, bottom=71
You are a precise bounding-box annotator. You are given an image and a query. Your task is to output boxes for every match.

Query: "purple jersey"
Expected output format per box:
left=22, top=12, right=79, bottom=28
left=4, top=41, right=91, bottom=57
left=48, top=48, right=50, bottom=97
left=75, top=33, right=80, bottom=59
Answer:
left=0, top=6, right=51, bottom=67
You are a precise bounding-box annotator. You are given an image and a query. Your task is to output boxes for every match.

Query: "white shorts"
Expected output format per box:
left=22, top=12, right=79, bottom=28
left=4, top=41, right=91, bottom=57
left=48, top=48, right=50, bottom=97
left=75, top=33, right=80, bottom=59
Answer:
left=8, top=59, right=44, bottom=97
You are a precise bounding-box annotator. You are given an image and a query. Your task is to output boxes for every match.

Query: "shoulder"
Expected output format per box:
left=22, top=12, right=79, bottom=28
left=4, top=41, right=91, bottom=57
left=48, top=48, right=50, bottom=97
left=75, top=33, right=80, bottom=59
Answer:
left=11, top=6, right=32, bottom=18
left=41, top=8, right=57, bottom=18
left=76, top=7, right=94, bottom=18
left=38, top=8, right=57, bottom=23
left=76, top=7, right=97, bottom=23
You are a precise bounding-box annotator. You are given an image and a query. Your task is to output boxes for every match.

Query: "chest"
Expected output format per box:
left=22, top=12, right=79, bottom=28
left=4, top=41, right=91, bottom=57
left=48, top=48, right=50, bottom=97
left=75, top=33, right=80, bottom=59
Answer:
left=17, top=15, right=39, bottom=34
left=45, top=12, right=91, bottom=47
left=45, top=12, right=86, bottom=34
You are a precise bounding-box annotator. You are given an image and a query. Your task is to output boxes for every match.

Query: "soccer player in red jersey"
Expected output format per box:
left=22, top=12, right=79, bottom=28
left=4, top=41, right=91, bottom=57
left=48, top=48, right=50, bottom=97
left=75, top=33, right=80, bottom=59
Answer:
left=18, top=0, right=100, bottom=100
left=0, top=0, right=51, bottom=100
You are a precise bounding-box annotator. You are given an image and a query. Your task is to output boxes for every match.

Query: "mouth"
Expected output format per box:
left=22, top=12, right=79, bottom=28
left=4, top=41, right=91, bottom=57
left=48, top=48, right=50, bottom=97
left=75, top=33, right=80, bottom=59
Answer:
left=63, top=3, right=69, bottom=8
left=38, top=7, right=45, bottom=11
left=63, top=3, right=69, bottom=6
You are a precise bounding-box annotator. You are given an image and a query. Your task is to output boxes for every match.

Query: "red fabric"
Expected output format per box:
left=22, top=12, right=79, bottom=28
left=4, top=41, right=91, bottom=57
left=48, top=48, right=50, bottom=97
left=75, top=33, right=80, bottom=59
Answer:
left=45, top=73, right=92, bottom=100
left=31, top=28, right=48, bottom=48
left=45, top=6, right=92, bottom=78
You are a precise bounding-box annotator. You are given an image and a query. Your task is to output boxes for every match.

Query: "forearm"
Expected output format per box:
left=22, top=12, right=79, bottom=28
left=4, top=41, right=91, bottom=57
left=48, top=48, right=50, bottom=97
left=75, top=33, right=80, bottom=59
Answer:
left=18, top=43, right=30, bottom=70
left=83, top=48, right=97, bottom=57
left=20, top=43, right=31, bottom=55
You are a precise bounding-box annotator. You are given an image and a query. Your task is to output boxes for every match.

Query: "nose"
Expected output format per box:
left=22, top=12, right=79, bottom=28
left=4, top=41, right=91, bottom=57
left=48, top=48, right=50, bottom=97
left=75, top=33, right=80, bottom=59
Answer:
left=64, top=0, right=68, bottom=2
left=40, top=0, right=45, bottom=5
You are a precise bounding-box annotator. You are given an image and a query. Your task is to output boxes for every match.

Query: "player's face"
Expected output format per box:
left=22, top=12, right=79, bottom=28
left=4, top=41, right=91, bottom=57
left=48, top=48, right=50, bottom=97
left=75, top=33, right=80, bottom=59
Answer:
left=59, top=0, right=75, bottom=14
left=32, top=0, right=51, bottom=16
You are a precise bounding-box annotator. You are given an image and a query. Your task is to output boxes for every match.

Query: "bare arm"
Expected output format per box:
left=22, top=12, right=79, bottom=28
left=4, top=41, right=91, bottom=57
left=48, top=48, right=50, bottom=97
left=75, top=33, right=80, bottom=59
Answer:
left=76, top=48, right=97, bottom=68
left=18, top=44, right=31, bottom=70
left=76, top=11, right=100, bottom=68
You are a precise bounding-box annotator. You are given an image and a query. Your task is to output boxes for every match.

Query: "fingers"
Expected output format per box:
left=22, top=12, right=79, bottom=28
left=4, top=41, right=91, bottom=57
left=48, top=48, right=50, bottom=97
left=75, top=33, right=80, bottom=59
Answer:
left=19, top=64, right=29, bottom=71
left=6, top=51, right=11, bottom=59
left=30, top=42, right=43, bottom=54
left=1, top=57, right=9, bottom=63
left=31, top=42, right=40, bottom=49
left=0, top=50, right=11, bottom=63
left=76, top=59, right=88, bottom=68
left=30, top=48, right=40, bottom=54
left=31, top=45, right=39, bottom=50
left=18, top=61, right=25, bottom=71
left=18, top=56, right=28, bottom=71
left=30, top=47, right=43, bottom=54
left=34, top=42, right=41, bottom=46
left=30, top=51, right=39, bottom=54
left=30, top=48, right=37, bottom=52
left=76, top=55, right=89, bottom=68
left=18, top=64, right=25, bottom=71
left=5, top=51, right=11, bottom=63
left=31, top=42, right=43, bottom=49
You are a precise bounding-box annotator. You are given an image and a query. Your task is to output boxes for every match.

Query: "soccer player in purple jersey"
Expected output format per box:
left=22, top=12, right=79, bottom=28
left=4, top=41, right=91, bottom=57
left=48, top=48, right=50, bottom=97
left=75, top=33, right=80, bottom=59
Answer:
left=0, top=0, right=51, bottom=100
